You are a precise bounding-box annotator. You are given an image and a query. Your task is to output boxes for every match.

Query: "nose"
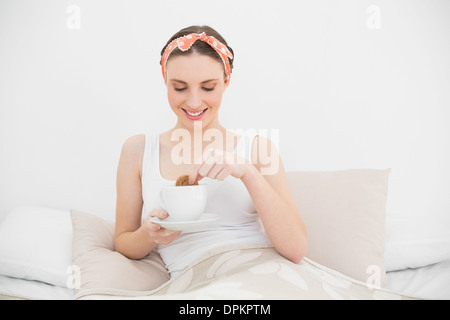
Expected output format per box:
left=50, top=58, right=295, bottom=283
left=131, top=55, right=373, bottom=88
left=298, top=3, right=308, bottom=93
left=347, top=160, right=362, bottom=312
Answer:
left=186, top=91, right=202, bottom=109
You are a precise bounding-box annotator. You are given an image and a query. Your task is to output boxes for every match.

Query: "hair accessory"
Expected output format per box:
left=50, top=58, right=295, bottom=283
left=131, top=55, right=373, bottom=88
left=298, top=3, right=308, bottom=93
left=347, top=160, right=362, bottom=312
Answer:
left=161, top=32, right=233, bottom=84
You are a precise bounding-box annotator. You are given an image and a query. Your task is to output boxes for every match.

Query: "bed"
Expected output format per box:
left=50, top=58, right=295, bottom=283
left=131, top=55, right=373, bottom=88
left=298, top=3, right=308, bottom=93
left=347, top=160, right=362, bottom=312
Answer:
left=1, top=169, right=449, bottom=300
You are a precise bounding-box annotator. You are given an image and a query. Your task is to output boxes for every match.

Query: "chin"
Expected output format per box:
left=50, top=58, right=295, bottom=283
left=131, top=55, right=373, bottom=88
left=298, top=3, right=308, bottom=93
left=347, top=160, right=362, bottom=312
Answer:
left=182, top=119, right=211, bottom=131
left=177, top=110, right=217, bottom=130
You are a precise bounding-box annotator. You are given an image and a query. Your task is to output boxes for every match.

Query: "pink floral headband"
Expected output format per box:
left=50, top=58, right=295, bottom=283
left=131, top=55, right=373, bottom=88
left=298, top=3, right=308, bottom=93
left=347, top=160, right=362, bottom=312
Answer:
left=161, top=32, right=234, bottom=84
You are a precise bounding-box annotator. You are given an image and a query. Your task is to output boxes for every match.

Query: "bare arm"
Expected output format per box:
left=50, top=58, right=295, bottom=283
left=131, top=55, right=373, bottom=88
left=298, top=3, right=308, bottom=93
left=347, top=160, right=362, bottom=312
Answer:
left=114, top=135, right=154, bottom=259
left=114, top=135, right=180, bottom=260
left=243, top=136, right=307, bottom=263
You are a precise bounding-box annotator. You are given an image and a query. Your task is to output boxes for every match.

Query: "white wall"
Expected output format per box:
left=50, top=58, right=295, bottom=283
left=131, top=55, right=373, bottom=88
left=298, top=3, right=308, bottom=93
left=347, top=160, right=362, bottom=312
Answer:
left=1, top=0, right=449, bottom=223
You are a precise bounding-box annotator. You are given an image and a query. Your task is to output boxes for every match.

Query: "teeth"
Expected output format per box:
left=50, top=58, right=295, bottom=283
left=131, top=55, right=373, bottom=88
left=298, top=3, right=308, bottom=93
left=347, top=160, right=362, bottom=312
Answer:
left=186, top=109, right=204, bottom=116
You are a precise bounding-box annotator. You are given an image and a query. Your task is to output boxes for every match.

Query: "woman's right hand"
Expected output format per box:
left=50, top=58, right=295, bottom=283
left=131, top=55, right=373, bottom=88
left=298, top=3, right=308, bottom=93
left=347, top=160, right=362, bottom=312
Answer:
left=143, top=209, right=182, bottom=245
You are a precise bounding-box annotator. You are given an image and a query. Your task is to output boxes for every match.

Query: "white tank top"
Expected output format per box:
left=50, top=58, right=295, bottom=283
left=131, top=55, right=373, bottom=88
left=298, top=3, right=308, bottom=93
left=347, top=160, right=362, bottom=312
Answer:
left=141, top=132, right=272, bottom=276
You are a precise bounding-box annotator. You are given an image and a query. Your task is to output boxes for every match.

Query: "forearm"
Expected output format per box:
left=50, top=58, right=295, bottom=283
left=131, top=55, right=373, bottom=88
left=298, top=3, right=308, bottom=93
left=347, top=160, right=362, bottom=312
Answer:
left=241, top=165, right=307, bottom=263
left=114, top=226, right=156, bottom=260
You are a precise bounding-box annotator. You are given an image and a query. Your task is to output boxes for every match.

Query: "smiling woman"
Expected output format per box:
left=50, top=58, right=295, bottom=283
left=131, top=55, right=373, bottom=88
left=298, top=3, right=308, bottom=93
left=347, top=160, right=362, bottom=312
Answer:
left=113, top=25, right=307, bottom=277
left=161, top=26, right=234, bottom=131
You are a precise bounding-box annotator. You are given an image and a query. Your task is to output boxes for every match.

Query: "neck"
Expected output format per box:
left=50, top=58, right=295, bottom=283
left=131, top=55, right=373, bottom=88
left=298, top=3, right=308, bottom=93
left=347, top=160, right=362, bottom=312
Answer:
left=174, top=117, right=226, bottom=137
left=166, top=119, right=230, bottom=156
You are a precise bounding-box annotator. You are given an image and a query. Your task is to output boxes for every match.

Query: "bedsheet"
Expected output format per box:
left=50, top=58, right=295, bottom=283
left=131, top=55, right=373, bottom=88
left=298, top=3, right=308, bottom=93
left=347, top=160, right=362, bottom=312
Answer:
left=74, top=245, right=416, bottom=300
left=387, top=258, right=450, bottom=300
left=0, top=275, right=74, bottom=300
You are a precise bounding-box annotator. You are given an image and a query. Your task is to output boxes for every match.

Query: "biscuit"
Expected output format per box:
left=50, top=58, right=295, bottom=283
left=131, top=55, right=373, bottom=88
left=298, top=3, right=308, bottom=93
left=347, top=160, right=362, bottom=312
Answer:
left=175, top=174, right=198, bottom=186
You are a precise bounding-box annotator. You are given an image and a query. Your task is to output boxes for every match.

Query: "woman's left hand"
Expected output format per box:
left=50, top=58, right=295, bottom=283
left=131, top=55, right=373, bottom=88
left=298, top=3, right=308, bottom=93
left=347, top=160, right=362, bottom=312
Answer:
left=188, top=149, right=252, bottom=184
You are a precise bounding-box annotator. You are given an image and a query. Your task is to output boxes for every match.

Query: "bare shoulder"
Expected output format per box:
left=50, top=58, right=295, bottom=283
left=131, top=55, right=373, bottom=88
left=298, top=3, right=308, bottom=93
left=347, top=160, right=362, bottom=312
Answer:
left=253, top=135, right=277, bottom=149
left=119, top=134, right=146, bottom=170
left=121, top=134, right=145, bottom=154
left=251, top=135, right=280, bottom=161
left=250, top=135, right=285, bottom=178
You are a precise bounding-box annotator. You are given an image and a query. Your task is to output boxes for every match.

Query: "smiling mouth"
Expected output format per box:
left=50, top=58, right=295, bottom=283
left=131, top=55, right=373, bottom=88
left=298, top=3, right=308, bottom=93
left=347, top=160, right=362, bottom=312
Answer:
left=182, top=108, right=208, bottom=119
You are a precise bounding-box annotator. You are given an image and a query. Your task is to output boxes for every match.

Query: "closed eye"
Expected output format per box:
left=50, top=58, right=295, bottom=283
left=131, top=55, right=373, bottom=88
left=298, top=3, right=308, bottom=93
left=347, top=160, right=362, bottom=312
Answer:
left=174, top=88, right=187, bottom=92
left=202, top=87, right=215, bottom=92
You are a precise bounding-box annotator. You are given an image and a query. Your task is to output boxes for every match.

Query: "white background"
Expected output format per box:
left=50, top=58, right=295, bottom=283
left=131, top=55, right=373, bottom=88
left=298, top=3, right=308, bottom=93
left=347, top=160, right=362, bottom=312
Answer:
left=0, top=0, right=449, bottom=224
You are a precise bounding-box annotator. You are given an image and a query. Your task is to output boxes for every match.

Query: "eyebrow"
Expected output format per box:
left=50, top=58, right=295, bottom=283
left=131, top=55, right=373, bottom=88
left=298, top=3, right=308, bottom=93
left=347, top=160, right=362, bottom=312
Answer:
left=170, top=79, right=219, bottom=85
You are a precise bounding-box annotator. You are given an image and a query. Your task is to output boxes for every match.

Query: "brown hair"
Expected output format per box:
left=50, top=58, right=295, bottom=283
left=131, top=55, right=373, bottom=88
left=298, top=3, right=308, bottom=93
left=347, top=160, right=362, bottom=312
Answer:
left=160, top=25, right=234, bottom=79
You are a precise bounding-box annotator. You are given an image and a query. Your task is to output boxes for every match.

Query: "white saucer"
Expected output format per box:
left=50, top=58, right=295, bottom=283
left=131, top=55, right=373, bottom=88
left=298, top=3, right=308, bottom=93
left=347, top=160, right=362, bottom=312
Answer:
left=151, top=213, right=220, bottom=231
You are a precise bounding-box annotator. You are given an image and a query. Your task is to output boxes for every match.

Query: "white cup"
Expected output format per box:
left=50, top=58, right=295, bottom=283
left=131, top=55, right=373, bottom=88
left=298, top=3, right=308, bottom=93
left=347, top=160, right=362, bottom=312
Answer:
left=160, top=185, right=207, bottom=222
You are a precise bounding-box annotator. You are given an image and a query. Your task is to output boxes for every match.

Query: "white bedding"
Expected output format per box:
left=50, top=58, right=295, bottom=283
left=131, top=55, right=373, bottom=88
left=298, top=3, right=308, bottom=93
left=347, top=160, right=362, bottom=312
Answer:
left=2, top=255, right=450, bottom=300
left=386, top=258, right=450, bottom=300
left=2, top=261, right=449, bottom=300
left=0, top=275, right=74, bottom=300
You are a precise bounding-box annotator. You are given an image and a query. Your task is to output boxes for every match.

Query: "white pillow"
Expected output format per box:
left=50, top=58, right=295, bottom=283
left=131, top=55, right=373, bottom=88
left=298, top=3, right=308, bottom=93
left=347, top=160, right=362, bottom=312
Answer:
left=0, top=206, right=73, bottom=287
left=385, top=214, right=450, bottom=271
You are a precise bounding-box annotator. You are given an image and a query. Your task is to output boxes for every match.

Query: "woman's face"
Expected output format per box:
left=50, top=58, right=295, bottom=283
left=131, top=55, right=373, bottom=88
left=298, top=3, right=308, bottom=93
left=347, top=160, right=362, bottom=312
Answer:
left=165, top=52, right=227, bottom=131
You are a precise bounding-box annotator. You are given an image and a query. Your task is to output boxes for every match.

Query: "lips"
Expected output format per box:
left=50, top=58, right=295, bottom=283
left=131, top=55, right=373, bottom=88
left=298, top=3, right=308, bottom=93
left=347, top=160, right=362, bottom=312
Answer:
left=182, top=108, right=208, bottom=120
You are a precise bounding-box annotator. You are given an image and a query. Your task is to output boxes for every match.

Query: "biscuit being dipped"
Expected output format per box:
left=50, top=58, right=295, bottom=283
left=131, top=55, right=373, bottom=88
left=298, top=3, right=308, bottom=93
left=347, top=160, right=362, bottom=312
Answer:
left=176, top=174, right=198, bottom=186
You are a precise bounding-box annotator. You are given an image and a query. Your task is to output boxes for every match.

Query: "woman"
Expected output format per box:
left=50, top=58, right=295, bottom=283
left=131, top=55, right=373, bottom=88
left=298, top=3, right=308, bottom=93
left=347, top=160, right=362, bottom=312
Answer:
left=114, top=25, right=307, bottom=276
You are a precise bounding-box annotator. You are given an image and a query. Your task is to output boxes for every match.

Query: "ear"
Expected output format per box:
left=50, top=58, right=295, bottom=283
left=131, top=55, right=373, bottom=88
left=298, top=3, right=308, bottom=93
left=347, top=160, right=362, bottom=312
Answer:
left=223, top=80, right=230, bottom=92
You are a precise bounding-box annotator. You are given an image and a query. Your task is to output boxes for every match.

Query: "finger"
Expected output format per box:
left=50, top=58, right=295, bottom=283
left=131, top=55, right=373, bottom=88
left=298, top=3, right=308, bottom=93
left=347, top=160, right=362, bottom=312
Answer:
left=213, top=149, right=226, bottom=165
left=222, top=150, right=240, bottom=166
left=163, top=229, right=182, bottom=238
left=165, top=231, right=182, bottom=244
left=155, top=230, right=182, bottom=245
left=207, top=164, right=225, bottom=180
left=188, top=172, right=198, bottom=185
left=154, top=228, right=174, bottom=238
left=147, top=221, right=161, bottom=232
left=189, top=162, right=203, bottom=185
left=217, top=166, right=232, bottom=181
left=168, top=229, right=182, bottom=240
left=149, top=209, right=169, bottom=220
left=198, top=153, right=217, bottom=178
left=198, top=163, right=215, bottom=179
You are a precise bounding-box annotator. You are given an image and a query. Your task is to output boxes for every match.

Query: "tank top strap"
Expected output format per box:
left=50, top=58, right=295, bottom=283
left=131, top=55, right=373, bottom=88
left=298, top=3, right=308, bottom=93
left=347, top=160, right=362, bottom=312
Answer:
left=142, top=133, right=160, bottom=186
